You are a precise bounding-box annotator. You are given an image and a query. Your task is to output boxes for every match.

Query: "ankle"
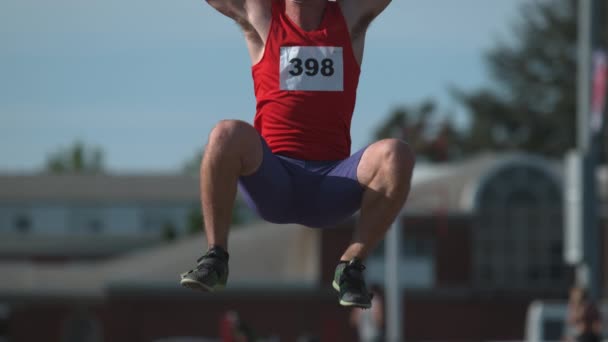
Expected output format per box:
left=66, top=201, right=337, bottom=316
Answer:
left=208, top=245, right=230, bottom=261
left=339, top=256, right=364, bottom=264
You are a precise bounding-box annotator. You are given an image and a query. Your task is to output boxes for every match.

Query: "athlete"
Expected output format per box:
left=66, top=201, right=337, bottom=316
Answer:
left=180, top=0, right=414, bottom=309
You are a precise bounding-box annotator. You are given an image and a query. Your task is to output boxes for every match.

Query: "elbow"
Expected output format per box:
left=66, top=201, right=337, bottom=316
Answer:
left=205, top=0, right=221, bottom=9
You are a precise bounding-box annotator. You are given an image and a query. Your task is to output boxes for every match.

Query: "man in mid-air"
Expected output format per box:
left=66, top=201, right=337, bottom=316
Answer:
left=180, top=0, right=414, bottom=309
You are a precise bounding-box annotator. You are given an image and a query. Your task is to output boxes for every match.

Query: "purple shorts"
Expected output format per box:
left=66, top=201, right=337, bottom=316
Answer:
left=238, top=137, right=367, bottom=228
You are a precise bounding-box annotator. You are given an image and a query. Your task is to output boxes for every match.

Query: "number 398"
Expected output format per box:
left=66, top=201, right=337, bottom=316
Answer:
left=288, top=58, right=335, bottom=77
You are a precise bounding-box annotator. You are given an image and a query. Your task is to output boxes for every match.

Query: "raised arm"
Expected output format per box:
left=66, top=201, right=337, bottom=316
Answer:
left=338, top=0, right=391, bottom=65
left=205, top=0, right=272, bottom=63
left=206, top=0, right=245, bottom=23
left=338, top=0, right=392, bottom=39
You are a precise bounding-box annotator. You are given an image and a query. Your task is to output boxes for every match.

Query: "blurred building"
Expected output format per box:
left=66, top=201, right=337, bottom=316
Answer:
left=0, top=222, right=331, bottom=342
left=0, top=153, right=606, bottom=341
left=0, top=174, right=199, bottom=262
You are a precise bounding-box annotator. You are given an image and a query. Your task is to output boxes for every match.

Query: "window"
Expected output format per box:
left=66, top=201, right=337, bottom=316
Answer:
left=141, top=207, right=175, bottom=234
left=13, top=215, right=31, bottom=234
left=68, top=207, right=104, bottom=234
left=367, top=229, right=436, bottom=288
left=473, top=165, right=567, bottom=290
left=371, top=235, right=434, bottom=259
left=88, top=219, right=103, bottom=233
left=404, top=236, right=435, bottom=258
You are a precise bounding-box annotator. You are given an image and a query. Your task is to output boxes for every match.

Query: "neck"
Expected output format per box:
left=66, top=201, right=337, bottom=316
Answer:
left=284, top=0, right=327, bottom=32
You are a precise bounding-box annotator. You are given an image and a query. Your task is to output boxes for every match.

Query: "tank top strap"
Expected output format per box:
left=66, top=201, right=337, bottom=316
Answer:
left=272, top=0, right=284, bottom=19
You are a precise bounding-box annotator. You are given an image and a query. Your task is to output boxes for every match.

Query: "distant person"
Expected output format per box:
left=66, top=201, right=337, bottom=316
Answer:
left=219, top=310, right=255, bottom=342
left=179, top=0, right=415, bottom=308
left=350, top=284, right=384, bottom=341
left=565, top=287, right=603, bottom=342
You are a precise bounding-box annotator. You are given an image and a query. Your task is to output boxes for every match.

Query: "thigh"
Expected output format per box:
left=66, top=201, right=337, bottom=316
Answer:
left=238, top=138, right=296, bottom=224
left=239, top=142, right=368, bottom=227
left=298, top=146, right=367, bottom=228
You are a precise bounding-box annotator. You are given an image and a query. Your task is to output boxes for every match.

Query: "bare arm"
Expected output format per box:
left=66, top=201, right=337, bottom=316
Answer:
left=205, top=0, right=272, bottom=63
left=338, top=0, right=392, bottom=40
left=206, top=0, right=247, bottom=21
left=337, top=0, right=391, bottom=65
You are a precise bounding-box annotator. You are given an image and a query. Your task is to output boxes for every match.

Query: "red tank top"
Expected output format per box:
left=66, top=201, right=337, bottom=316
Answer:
left=252, top=0, right=361, bottom=161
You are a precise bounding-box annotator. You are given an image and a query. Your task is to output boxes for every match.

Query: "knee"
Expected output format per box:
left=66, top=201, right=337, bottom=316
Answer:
left=376, top=139, right=416, bottom=177
left=206, top=120, right=262, bottom=174
left=358, top=139, right=415, bottom=186
left=208, top=120, right=257, bottom=151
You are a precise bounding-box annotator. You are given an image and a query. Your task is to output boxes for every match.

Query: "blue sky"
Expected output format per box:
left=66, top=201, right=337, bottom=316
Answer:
left=0, top=0, right=529, bottom=172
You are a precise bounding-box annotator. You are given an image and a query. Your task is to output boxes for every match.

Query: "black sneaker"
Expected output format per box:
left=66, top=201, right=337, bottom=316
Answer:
left=332, top=258, right=372, bottom=308
left=180, top=246, right=229, bottom=292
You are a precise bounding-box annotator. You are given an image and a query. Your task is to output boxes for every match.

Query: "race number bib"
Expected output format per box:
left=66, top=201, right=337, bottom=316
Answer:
left=280, top=46, right=344, bottom=91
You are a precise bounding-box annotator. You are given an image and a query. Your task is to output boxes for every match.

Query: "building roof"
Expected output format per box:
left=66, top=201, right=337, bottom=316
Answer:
left=0, top=173, right=199, bottom=202
left=0, top=222, right=320, bottom=300
left=0, top=233, right=163, bottom=258
left=406, top=153, right=579, bottom=215
left=406, top=154, right=497, bottom=214
left=1, top=153, right=605, bottom=212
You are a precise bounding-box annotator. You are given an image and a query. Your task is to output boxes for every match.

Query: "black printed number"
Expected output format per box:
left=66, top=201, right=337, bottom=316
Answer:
left=305, top=58, right=319, bottom=76
left=288, top=58, right=303, bottom=76
left=289, top=58, right=334, bottom=77
left=321, top=59, right=334, bottom=76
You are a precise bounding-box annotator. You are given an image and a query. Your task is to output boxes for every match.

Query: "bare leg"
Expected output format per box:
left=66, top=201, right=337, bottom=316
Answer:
left=340, top=139, right=415, bottom=261
left=201, top=120, right=263, bottom=250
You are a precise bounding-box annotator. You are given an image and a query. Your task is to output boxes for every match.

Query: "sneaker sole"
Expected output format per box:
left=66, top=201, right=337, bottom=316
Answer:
left=333, top=280, right=371, bottom=309
left=180, top=278, right=224, bottom=292
left=339, top=299, right=372, bottom=309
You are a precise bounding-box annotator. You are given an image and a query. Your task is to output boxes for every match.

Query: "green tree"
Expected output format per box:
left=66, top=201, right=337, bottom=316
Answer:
left=187, top=207, right=204, bottom=235
left=182, top=147, right=253, bottom=229
left=182, top=148, right=203, bottom=176
left=454, top=0, right=578, bottom=157
left=46, top=141, right=105, bottom=174
left=374, top=100, right=464, bottom=162
left=161, top=222, right=177, bottom=242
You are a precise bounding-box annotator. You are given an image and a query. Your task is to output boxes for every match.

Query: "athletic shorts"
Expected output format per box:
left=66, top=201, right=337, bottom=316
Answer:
left=238, top=137, right=367, bottom=228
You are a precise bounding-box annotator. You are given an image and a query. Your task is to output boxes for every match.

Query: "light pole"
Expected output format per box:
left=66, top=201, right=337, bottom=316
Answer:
left=385, top=218, right=403, bottom=341
left=574, top=0, right=605, bottom=301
